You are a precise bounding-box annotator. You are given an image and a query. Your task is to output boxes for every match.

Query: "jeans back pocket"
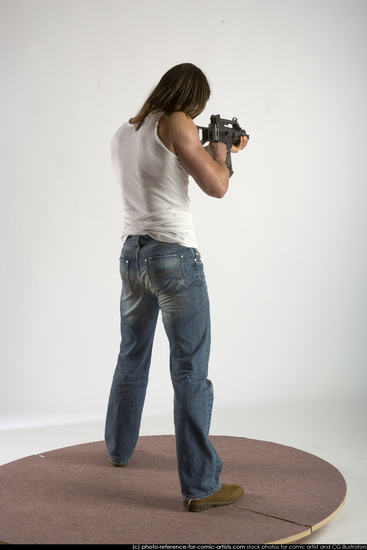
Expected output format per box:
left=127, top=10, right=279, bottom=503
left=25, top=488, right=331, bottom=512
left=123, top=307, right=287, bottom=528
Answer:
left=146, top=254, right=187, bottom=296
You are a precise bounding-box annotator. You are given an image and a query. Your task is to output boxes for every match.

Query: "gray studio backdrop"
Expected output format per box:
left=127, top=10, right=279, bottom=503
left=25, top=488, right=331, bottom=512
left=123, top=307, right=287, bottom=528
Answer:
left=1, top=0, right=366, bottom=429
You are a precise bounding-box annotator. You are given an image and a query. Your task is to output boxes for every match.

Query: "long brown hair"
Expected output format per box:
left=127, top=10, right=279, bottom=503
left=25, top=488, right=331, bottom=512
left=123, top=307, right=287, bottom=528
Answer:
left=132, top=63, right=210, bottom=130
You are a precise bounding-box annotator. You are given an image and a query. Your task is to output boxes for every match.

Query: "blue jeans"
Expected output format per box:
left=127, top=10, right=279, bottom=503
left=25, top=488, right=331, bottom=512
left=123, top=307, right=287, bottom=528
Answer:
left=105, top=235, right=222, bottom=499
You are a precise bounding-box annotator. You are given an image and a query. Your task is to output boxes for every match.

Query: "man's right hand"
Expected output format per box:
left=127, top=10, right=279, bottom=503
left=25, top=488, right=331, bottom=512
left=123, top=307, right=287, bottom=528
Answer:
left=207, top=141, right=228, bottom=164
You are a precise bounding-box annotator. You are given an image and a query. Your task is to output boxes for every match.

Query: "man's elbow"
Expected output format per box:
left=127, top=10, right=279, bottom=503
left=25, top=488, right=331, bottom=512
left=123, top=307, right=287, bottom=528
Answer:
left=213, top=178, right=229, bottom=198
left=212, top=187, right=227, bottom=199
left=196, top=173, right=229, bottom=198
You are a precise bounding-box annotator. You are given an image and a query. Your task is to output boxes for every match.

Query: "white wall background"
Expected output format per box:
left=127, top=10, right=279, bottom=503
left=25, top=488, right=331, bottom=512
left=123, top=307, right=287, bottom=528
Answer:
left=1, top=0, right=366, bottom=430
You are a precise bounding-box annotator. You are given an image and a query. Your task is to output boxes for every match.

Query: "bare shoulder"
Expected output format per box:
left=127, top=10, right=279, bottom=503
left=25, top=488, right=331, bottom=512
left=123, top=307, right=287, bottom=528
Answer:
left=158, top=112, right=199, bottom=153
left=165, top=112, right=197, bottom=135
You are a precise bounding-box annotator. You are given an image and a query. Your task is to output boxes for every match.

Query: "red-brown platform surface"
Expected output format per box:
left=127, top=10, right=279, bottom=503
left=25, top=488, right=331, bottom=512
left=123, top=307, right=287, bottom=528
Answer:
left=0, top=435, right=346, bottom=544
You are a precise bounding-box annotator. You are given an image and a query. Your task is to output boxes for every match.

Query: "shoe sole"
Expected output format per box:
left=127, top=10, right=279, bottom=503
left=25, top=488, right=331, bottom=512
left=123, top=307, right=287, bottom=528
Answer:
left=184, top=493, right=243, bottom=512
left=109, top=458, right=129, bottom=467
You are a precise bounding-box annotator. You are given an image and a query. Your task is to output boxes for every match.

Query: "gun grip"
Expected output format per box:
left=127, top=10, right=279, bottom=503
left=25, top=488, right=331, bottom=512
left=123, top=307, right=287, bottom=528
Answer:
left=226, top=151, right=234, bottom=178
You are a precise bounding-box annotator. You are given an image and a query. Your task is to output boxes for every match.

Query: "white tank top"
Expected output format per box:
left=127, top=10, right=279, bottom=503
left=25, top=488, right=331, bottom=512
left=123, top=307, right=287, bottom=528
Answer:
left=111, top=113, right=198, bottom=247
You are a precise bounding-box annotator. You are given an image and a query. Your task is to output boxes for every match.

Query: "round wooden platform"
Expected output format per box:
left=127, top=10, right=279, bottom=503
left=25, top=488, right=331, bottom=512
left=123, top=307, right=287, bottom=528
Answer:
left=0, top=435, right=346, bottom=544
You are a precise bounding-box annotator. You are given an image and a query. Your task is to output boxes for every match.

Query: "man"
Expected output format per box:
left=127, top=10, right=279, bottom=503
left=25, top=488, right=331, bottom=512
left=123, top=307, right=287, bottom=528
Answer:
left=105, top=63, right=248, bottom=512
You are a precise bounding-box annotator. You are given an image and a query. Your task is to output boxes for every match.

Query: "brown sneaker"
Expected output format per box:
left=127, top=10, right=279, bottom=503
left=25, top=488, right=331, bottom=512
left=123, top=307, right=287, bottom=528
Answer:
left=183, top=483, right=244, bottom=512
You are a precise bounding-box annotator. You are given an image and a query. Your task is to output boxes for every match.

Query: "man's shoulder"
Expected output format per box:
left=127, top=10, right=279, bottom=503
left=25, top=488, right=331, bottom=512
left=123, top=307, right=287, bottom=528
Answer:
left=165, top=112, right=197, bottom=138
left=168, top=111, right=193, bottom=125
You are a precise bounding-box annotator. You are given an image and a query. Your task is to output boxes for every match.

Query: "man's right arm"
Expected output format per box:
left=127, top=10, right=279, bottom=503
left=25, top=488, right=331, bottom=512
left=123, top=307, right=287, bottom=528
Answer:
left=159, top=112, right=230, bottom=198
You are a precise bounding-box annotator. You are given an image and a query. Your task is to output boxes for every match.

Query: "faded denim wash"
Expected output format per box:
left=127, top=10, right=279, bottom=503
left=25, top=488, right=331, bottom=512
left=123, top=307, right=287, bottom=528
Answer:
left=105, top=234, right=222, bottom=499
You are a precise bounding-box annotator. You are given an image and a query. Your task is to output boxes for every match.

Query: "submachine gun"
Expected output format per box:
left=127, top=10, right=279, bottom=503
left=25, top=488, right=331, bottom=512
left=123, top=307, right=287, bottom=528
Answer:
left=196, top=114, right=249, bottom=177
